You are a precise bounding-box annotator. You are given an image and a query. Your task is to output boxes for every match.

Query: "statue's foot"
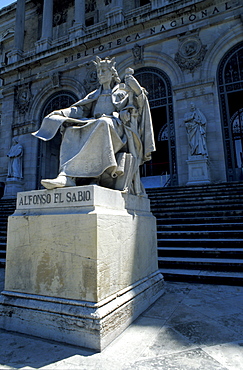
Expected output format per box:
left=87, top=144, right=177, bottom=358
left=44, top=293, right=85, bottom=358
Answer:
left=41, top=175, right=76, bottom=190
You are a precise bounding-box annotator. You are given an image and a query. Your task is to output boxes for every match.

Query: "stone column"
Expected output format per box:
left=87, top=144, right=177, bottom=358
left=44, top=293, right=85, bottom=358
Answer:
left=74, top=0, right=85, bottom=26
left=8, top=0, right=25, bottom=63
left=14, top=0, right=25, bottom=51
left=35, top=0, right=53, bottom=52
left=41, top=0, right=53, bottom=40
left=69, top=0, right=86, bottom=38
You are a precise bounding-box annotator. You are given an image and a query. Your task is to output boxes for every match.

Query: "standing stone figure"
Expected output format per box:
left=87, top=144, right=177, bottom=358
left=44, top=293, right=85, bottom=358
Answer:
left=7, top=138, right=23, bottom=179
left=184, top=102, right=208, bottom=157
left=33, top=56, right=155, bottom=195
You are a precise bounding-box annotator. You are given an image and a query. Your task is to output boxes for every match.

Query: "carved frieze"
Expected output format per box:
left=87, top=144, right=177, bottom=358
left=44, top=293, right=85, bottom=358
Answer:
left=174, top=30, right=207, bottom=73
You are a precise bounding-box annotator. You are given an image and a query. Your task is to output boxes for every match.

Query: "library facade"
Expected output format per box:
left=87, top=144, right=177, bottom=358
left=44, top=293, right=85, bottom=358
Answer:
left=0, top=0, right=243, bottom=197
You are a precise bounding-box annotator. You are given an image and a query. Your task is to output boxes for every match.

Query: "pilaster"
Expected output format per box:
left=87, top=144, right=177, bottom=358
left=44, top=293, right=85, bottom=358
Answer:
left=36, top=0, right=53, bottom=53
left=9, top=0, right=25, bottom=63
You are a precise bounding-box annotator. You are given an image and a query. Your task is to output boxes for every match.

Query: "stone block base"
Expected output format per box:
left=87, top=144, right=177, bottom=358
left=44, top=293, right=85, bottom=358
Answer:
left=186, top=155, right=211, bottom=185
left=3, top=178, right=24, bottom=199
left=0, top=271, right=163, bottom=351
left=0, top=185, right=164, bottom=350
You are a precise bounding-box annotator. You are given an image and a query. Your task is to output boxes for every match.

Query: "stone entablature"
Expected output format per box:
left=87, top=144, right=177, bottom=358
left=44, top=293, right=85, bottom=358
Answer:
left=0, top=0, right=240, bottom=75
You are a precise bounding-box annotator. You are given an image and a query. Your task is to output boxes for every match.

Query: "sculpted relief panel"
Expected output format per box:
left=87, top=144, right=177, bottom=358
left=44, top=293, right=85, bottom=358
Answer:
left=175, top=30, right=207, bottom=73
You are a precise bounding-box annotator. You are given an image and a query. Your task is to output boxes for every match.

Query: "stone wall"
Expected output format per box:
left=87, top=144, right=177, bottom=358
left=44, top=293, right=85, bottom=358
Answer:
left=0, top=0, right=242, bottom=192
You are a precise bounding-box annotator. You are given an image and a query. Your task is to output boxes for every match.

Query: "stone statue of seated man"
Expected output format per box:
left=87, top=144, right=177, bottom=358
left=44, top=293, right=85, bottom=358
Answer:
left=32, top=56, right=155, bottom=195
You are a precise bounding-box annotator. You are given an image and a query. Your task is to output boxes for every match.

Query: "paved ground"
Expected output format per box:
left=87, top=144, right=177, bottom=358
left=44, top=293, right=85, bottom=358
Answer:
left=0, top=268, right=243, bottom=370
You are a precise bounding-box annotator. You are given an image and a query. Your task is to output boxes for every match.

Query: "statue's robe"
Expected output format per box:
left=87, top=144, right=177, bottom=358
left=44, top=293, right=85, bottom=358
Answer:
left=32, top=84, right=155, bottom=186
left=7, top=143, right=23, bottom=178
left=184, top=108, right=208, bottom=156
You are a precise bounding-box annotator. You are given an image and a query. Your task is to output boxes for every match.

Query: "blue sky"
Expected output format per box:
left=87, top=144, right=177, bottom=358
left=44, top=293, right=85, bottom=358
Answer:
left=0, top=0, right=15, bottom=10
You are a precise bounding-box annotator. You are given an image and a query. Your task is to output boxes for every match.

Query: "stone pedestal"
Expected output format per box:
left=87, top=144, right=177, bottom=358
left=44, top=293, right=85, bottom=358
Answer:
left=7, top=49, right=23, bottom=64
left=3, top=178, right=24, bottom=199
left=0, top=185, right=164, bottom=351
left=35, top=38, right=52, bottom=53
left=186, top=155, right=211, bottom=185
left=68, top=24, right=86, bottom=39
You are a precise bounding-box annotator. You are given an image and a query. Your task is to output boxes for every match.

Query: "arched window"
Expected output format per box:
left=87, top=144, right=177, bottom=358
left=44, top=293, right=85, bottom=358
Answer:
left=218, top=41, right=243, bottom=181
left=36, top=91, right=78, bottom=188
left=134, top=67, right=177, bottom=186
left=231, top=108, right=243, bottom=169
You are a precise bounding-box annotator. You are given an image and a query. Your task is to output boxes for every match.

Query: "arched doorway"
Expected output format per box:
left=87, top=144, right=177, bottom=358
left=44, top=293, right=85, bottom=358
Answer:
left=134, top=67, right=177, bottom=186
left=218, top=41, right=243, bottom=182
left=36, top=91, right=78, bottom=188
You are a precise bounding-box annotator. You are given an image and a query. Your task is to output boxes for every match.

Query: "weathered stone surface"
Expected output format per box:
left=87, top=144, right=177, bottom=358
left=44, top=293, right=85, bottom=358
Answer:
left=0, top=185, right=164, bottom=350
left=5, top=186, right=159, bottom=302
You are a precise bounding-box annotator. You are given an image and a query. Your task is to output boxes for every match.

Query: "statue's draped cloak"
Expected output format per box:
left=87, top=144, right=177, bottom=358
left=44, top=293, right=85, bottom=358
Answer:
left=7, top=143, right=23, bottom=178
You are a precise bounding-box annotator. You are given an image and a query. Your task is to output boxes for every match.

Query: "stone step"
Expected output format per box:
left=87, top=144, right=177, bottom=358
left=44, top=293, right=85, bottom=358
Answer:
left=153, top=210, right=243, bottom=219
left=149, top=182, right=243, bottom=284
left=149, top=187, right=243, bottom=197
left=157, top=230, right=243, bottom=239
left=157, top=222, right=243, bottom=230
left=147, top=181, right=243, bottom=194
left=156, top=215, right=243, bottom=224
left=157, top=238, right=243, bottom=246
left=158, top=247, right=243, bottom=258
left=158, top=268, right=243, bottom=285
left=0, top=199, right=16, bottom=261
left=151, top=203, right=243, bottom=214
left=158, top=257, right=243, bottom=271
left=0, top=214, right=15, bottom=220
left=149, top=194, right=243, bottom=204
left=0, top=259, right=6, bottom=267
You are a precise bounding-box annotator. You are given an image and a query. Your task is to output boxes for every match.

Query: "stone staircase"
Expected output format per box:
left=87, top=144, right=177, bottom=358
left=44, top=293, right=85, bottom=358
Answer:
left=0, top=199, right=16, bottom=266
left=147, top=182, right=243, bottom=286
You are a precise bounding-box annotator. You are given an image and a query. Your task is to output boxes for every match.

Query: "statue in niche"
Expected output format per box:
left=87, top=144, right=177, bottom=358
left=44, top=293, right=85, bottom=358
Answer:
left=32, top=56, right=155, bottom=195
left=7, top=138, right=23, bottom=179
left=184, top=102, right=208, bottom=157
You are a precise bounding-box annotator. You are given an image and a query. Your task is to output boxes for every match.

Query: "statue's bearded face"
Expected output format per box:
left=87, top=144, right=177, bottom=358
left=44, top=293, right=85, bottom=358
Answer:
left=96, top=63, right=113, bottom=86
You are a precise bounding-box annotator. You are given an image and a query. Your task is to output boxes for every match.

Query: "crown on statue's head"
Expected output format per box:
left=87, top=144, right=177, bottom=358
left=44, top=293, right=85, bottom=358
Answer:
left=93, top=56, right=121, bottom=84
left=93, top=56, right=116, bottom=69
